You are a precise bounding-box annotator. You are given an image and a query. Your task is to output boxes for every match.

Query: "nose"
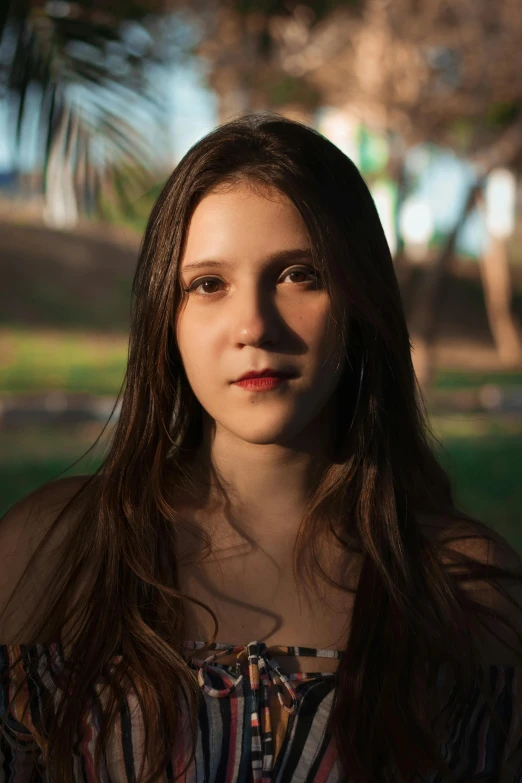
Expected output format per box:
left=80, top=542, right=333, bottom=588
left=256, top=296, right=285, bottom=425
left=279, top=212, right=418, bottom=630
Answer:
left=232, top=285, right=282, bottom=347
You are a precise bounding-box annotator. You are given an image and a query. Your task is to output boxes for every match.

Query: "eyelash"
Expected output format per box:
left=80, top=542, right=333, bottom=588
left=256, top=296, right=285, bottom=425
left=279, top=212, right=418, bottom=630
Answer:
left=183, top=267, right=321, bottom=297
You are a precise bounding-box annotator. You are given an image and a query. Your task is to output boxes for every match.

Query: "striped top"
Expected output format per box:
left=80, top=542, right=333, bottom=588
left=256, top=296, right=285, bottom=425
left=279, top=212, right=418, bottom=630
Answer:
left=1, top=639, right=522, bottom=782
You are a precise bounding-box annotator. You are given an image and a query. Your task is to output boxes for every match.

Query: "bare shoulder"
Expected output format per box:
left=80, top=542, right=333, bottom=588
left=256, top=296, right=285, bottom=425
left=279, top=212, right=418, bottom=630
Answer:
left=0, top=475, right=95, bottom=643
left=420, top=512, right=522, bottom=666
left=0, top=474, right=94, bottom=559
left=424, top=513, right=522, bottom=575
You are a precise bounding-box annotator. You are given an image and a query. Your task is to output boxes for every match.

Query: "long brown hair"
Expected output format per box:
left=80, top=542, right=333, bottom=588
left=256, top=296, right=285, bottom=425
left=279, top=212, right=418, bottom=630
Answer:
left=2, top=112, right=522, bottom=783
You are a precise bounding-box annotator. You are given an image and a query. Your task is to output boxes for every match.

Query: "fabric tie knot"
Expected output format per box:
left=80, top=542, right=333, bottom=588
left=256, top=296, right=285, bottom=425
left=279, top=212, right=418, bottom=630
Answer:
left=197, top=639, right=298, bottom=715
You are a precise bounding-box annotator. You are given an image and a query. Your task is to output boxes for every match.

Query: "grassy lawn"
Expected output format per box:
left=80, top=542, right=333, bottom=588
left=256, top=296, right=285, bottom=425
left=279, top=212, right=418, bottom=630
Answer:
left=0, top=328, right=128, bottom=395
left=1, top=415, right=521, bottom=556
left=430, top=414, right=522, bottom=552
left=433, top=369, right=522, bottom=390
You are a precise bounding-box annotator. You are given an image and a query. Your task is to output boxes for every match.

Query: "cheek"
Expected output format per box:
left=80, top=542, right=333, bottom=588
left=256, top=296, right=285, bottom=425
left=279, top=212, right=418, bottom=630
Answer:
left=302, top=308, right=345, bottom=376
left=292, top=300, right=334, bottom=348
left=176, top=322, right=223, bottom=391
left=176, top=322, right=204, bottom=377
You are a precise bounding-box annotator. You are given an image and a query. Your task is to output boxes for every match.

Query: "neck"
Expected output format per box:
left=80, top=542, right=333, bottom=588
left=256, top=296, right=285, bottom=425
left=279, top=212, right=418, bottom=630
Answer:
left=174, top=401, right=337, bottom=552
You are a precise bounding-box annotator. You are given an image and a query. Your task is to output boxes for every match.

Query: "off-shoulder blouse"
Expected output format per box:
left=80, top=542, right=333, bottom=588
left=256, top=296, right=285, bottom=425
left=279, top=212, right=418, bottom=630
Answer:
left=1, top=639, right=522, bottom=782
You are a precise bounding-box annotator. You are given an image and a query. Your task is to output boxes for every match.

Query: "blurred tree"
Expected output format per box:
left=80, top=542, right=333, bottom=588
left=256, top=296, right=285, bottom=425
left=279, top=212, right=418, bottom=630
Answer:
left=182, top=1, right=359, bottom=124
left=0, top=0, right=183, bottom=227
left=264, top=0, right=522, bottom=386
left=266, top=0, right=521, bottom=150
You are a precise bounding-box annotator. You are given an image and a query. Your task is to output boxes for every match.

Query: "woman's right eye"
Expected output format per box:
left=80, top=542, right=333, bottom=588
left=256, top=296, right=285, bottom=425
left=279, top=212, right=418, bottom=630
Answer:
left=186, top=277, right=223, bottom=296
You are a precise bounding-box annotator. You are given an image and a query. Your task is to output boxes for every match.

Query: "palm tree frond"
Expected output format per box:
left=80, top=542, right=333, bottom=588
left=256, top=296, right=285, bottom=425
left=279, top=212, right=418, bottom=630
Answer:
left=1, top=1, right=177, bottom=225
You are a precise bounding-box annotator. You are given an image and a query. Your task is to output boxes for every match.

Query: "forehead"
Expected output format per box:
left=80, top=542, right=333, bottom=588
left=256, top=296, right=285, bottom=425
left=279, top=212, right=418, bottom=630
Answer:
left=181, top=183, right=310, bottom=265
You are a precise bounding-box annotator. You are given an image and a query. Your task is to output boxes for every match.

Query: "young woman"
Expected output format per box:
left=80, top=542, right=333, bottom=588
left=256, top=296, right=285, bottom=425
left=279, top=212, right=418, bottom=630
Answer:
left=1, top=113, right=522, bottom=783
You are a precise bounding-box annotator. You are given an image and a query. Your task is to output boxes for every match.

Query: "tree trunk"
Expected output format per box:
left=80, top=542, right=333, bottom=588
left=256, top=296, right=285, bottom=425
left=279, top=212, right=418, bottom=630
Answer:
left=42, top=104, right=79, bottom=230
left=479, top=233, right=522, bottom=366
left=409, top=180, right=482, bottom=392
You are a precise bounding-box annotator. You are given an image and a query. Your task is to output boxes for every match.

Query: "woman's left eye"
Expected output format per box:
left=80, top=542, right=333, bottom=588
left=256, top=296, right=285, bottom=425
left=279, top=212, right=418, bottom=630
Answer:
left=282, top=267, right=320, bottom=285
left=185, top=267, right=320, bottom=296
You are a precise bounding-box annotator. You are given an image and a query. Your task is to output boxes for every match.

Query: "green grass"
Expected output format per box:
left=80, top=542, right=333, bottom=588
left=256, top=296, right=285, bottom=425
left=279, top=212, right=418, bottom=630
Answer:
left=430, top=414, right=522, bottom=552
left=1, top=415, right=521, bottom=557
left=0, top=328, right=127, bottom=395
left=433, top=368, right=522, bottom=390
left=0, top=423, right=111, bottom=516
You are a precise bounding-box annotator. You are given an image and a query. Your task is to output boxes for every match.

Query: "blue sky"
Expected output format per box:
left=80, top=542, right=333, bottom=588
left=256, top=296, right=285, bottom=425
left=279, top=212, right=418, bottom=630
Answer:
left=168, top=57, right=218, bottom=164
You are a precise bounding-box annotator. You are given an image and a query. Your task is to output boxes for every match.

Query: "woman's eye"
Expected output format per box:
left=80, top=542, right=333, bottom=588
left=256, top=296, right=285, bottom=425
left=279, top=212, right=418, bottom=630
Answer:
left=186, top=267, right=320, bottom=297
left=282, top=268, right=320, bottom=285
left=188, top=278, right=222, bottom=296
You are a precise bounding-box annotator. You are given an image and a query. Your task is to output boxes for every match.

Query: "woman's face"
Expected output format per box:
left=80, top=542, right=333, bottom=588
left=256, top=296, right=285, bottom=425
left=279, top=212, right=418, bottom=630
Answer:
left=176, top=181, right=346, bottom=451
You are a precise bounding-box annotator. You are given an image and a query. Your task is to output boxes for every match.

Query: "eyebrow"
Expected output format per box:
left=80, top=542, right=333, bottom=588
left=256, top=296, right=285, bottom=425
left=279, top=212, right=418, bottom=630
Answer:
left=181, top=248, right=314, bottom=273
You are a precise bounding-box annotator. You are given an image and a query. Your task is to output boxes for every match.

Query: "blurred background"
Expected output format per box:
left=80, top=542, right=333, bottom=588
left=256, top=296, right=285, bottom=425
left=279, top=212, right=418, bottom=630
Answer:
left=1, top=0, right=521, bottom=553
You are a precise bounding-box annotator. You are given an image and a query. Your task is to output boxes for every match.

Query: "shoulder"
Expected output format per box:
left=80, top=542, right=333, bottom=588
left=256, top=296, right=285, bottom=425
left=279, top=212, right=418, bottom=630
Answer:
left=0, top=475, right=95, bottom=643
left=421, top=513, right=522, bottom=666
left=0, top=475, right=94, bottom=562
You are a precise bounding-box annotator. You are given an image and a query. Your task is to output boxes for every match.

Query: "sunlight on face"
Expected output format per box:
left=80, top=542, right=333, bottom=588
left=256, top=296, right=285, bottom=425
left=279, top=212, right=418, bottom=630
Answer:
left=175, top=181, right=346, bottom=450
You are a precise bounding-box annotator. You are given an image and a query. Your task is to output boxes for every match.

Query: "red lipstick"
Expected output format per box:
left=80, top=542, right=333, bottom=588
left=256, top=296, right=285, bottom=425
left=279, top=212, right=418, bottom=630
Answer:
left=233, top=367, right=297, bottom=391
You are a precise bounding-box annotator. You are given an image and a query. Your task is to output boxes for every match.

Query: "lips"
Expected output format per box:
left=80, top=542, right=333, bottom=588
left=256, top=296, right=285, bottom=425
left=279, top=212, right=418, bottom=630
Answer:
left=235, top=369, right=296, bottom=382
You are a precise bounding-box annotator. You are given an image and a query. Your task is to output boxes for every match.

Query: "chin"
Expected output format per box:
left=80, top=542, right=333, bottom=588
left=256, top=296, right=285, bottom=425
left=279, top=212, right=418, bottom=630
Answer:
left=240, top=435, right=292, bottom=446
left=226, top=420, right=305, bottom=445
